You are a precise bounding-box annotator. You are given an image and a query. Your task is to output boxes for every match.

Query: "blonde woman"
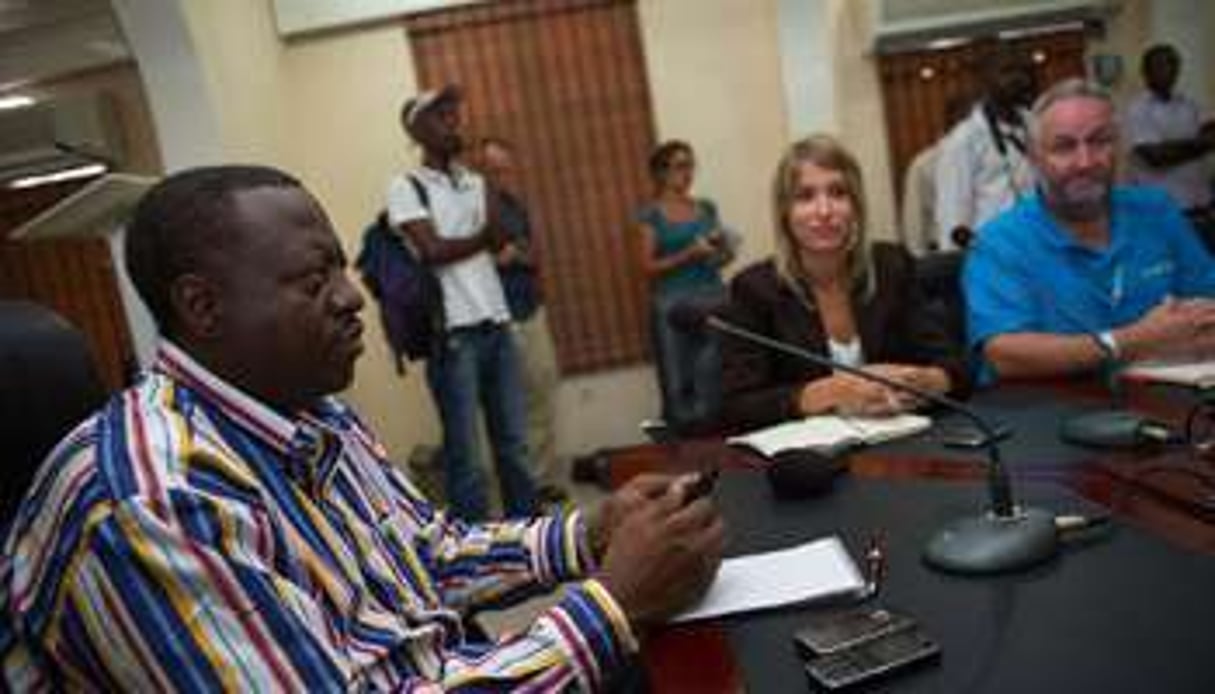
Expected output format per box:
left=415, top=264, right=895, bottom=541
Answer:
left=719, top=134, right=968, bottom=430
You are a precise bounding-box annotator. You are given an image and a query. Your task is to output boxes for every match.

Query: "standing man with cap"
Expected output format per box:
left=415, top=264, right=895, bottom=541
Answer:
left=1124, top=44, right=1215, bottom=249
left=388, top=86, right=537, bottom=521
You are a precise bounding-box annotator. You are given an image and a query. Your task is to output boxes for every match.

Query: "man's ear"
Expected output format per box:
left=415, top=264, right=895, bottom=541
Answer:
left=169, top=273, right=223, bottom=340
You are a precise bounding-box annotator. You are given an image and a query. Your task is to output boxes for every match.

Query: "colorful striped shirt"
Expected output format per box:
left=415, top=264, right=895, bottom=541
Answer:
left=1, top=342, right=637, bottom=691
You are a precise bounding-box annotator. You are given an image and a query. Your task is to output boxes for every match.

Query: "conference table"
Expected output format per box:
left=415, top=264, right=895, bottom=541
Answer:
left=611, top=379, right=1215, bottom=693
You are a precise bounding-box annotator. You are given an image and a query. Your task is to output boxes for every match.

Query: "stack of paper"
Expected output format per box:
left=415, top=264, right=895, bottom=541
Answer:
left=671, top=536, right=865, bottom=623
left=727, top=414, right=933, bottom=458
left=1122, top=359, right=1215, bottom=388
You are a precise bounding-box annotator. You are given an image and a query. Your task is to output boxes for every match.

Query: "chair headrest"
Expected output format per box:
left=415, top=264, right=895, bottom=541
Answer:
left=0, top=301, right=107, bottom=527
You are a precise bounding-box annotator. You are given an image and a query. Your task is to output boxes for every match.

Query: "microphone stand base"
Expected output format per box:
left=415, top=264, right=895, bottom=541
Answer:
left=923, top=507, right=1058, bottom=575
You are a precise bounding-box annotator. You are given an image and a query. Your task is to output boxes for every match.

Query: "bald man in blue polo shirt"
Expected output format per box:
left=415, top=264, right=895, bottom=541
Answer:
left=964, top=78, right=1215, bottom=384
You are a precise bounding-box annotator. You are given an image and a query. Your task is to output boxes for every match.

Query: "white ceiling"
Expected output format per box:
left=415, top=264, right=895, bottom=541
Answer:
left=0, top=0, right=105, bottom=32
left=0, top=0, right=130, bottom=91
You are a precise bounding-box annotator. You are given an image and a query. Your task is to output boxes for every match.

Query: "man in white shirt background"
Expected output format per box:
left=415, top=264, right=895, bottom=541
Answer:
left=387, top=86, right=538, bottom=521
left=934, top=44, right=1037, bottom=251
left=899, top=95, right=972, bottom=255
left=1123, top=43, right=1215, bottom=250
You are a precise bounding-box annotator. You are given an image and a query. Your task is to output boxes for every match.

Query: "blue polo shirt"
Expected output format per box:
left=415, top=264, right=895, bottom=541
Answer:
left=963, top=186, right=1215, bottom=383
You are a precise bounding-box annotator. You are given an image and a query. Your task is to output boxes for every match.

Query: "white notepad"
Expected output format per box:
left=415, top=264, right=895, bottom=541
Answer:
left=727, top=414, right=933, bottom=458
left=1122, top=359, right=1215, bottom=388
left=671, top=536, right=865, bottom=623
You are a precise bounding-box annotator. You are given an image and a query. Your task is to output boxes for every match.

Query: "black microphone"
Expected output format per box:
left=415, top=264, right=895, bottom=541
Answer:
left=672, top=302, right=1060, bottom=575
left=950, top=225, right=974, bottom=249
left=767, top=448, right=848, bottom=499
left=1060, top=410, right=1175, bottom=449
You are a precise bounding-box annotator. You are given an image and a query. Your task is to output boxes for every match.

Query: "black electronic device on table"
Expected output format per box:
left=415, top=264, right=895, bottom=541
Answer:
left=682, top=466, right=719, bottom=504
left=792, top=605, right=915, bottom=658
left=803, top=626, right=941, bottom=691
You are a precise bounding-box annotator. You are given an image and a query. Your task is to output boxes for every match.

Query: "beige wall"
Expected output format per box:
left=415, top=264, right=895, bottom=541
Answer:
left=639, top=0, right=789, bottom=267
left=1088, top=0, right=1151, bottom=107
left=22, top=62, right=163, bottom=176
left=179, top=0, right=286, bottom=163
left=833, top=0, right=897, bottom=242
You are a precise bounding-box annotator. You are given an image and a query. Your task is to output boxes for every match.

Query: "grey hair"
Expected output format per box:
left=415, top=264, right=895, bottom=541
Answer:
left=1028, top=78, right=1116, bottom=144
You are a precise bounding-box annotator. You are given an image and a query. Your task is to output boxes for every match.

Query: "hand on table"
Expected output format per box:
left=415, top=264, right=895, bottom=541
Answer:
left=1121, top=297, right=1215, bottom=360
left=593, top=477, right=725, bottom=627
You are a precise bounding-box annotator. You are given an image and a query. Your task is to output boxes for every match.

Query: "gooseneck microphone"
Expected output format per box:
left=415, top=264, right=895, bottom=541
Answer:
left=670, top=302, right=1060, bottom=575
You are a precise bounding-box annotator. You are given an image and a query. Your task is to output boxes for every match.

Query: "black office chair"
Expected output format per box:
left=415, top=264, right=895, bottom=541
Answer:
left=0, top=301, right=108, bottom=529
left=913, top=250, right=966, bottom=352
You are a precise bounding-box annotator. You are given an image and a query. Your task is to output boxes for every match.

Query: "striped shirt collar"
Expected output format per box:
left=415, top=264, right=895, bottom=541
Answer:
left=152, top=340, right=344, bottom=489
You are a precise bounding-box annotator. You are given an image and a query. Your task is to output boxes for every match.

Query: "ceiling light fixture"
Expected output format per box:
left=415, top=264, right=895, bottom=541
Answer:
left=8, top=164, right=108, bottom=190
left=0, top=94, right=36, bottom=111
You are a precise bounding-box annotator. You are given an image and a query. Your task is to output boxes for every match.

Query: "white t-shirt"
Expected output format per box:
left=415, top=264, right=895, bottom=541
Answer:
left=828, top=337, right=864, bottom=369
left=385, top=165, right=511, bottom=329
left=900, top=142, right=941, bottom=256
left=934, top=105, right=1034, bottom=250
left=1123, top=90, right=1212, bottom=210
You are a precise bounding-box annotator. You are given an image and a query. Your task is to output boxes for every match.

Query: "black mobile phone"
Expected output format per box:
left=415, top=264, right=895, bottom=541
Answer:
left=804, top=627, right=941, bottom=691
left=682, top=467, right=719, bottom=504
left=792, top=606, right=916, bottom=658
left=639, top=418, right=675, bottom=444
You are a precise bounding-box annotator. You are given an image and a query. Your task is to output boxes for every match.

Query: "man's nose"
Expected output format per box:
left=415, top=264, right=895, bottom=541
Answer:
left=1074, top=144, right=1095, bottom=169
left=336, top=273, right=365, bottom=313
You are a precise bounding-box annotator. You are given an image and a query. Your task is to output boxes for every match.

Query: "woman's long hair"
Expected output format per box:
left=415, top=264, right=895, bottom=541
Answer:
left=771, top=134, right=874, bottom=301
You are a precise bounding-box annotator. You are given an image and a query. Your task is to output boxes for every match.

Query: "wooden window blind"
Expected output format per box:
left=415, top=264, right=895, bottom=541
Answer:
left=404, top=0, right=655, bottom=373
left=879, top=30, right=1088, bottom=208
left=1, top=179, right=135, bottom=391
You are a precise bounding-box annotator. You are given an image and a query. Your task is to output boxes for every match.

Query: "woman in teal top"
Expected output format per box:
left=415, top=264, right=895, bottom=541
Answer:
left=637, top=140, right=735, bottom=430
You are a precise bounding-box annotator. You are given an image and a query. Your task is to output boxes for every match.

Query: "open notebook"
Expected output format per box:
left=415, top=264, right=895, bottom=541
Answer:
left=727, top=413, right=933, bottom=458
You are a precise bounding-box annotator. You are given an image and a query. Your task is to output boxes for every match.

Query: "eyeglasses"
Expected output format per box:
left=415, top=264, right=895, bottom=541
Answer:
left=667, top=159, right=696, bottom=171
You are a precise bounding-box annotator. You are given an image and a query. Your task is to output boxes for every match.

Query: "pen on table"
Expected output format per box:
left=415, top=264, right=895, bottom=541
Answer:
left=864, top=533, right=886, bottom=598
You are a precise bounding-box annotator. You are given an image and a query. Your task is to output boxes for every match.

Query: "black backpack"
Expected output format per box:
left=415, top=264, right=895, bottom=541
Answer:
left=355, top=176, right=444, bottom=374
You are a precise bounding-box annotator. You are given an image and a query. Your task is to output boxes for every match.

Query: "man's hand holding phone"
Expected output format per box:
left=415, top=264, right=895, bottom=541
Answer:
left=679, top=467, right=719, bottom=505
left=590, top=472, right=726, bottom=627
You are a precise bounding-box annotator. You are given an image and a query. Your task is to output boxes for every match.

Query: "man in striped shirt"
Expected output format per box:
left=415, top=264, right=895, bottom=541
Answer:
left=1, top=166, right=725, bottom=691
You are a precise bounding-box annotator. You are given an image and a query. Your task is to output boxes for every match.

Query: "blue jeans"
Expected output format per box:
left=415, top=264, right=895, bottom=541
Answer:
left=426, top=323, right=537, bottom=521
left=651, top=284, right=726, bottom=429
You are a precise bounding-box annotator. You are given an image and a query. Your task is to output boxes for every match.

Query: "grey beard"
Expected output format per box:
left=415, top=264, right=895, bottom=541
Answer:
left=1052, top=197, right=1108, bottom=223
left=1045, top=183, right=1110, bottom=223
